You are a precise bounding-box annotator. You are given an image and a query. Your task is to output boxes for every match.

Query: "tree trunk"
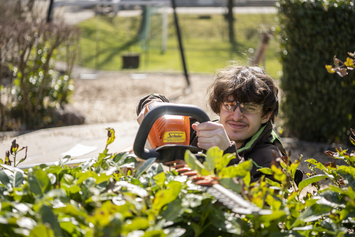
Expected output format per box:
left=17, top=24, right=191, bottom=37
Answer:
left=227, top=0, right=235, bottom=47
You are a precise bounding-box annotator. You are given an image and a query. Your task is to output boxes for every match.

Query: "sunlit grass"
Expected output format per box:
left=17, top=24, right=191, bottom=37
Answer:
left=76, top=12, right=281, bottom=78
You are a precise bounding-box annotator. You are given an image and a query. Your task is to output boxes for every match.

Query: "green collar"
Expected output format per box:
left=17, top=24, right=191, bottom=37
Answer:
left=237, top=124, right=267, bottom=154
left=236, top=123, right=284, bottom=154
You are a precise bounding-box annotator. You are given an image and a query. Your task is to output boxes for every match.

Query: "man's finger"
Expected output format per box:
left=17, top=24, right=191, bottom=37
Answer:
left=194, top=121, right=222, bottom=131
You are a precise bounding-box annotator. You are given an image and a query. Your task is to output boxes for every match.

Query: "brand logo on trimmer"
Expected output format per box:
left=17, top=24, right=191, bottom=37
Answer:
left=163, top=131, right=186, bottom=143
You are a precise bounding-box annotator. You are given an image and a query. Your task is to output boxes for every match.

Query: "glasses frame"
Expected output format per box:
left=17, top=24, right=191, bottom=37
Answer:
left=222, top=101, right=264, bottom=114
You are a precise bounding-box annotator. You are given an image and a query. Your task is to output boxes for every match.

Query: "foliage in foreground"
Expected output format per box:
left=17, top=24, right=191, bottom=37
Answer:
left=0, top=128, right=355, bottom=236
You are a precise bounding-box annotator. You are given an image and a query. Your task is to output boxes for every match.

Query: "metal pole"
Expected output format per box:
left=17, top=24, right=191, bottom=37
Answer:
left=170, top=0, right=190, bottom=87
left=46, top=0, right=54, bottom=23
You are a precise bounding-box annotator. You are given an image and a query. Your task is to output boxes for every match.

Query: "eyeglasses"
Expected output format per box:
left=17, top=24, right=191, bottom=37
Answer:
left=222, top=101, right=263, bottom=114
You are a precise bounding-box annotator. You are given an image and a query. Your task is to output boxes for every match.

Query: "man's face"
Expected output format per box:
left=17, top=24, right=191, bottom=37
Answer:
left=219, top=95, right=271, bottom=148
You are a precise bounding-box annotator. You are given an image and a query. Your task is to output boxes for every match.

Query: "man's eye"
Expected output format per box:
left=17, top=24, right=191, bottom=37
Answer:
left=244, top=105, right=257, bottom=112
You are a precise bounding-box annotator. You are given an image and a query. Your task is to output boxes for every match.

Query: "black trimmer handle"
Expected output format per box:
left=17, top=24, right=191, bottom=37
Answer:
left=133, top=103, right=210, bottom=160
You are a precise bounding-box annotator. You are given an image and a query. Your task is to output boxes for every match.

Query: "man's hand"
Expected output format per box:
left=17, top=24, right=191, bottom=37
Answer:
left=192, top=121, right=231, bottom=151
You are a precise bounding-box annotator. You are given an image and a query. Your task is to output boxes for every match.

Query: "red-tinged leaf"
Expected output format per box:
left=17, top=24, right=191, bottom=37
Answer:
left=324, top=151, right=338, bottom=158
left=335, top=68, right=348, bottom=77
left=16, top=146, right=28, bottom=166
left=350, top=136, right=355, bottom=146
left=333, top=57, right=341, bottom=67
left=5, top=151, right=11, bottom=166
left=11, top=139, right=19, bottom=155
left=105, top=127, right=116, bottom=146
left=325, top=161, right=336, bottom=169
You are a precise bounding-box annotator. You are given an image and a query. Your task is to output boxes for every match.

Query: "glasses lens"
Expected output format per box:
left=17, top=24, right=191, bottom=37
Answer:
left=242, top=103, right=263, bottom=114
left=222, top=101, right=236, bottom=112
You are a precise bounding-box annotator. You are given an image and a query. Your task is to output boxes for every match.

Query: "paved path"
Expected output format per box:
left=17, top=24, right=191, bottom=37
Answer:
left=0, top=121, right=138, bottom=169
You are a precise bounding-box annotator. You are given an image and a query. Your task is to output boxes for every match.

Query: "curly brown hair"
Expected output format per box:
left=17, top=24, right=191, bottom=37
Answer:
left=208, top=65, right=279, bottom=122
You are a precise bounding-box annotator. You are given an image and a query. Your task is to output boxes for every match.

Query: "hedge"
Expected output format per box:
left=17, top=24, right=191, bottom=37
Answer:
left=277, top=0, right=355, bottom=143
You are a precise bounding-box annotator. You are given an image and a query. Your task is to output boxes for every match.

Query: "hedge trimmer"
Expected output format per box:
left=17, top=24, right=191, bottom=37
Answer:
left=133, top=103, right=268, bottom=215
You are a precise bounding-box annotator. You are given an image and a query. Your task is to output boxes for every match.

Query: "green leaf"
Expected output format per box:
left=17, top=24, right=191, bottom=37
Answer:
left=219, top=159, right=253, bottom=179
left=165, top=227, right=186, bottom=237
left=298, top=174, right=328, bottom=192
left=204, top=146, right=223, bottom=173
left=271, top=164, right=286, bottom=182
left=337, top=165, right=355, bottom=188
left=327, top=185, right=355, bottom=200
left=265, top=178, right=281, bottom=188
left=289, top=158, right=301, bottom=178
left=152, top=180, right=182, bottom=212
left=142, top=230, right=166, bottom=237
left=29, top=224, right=55, bottom=237
left=219, top=178, right=242, bottom=193
left=258, top=167, right=273, bottom=175
left=39, top=205, right=63, bottom=237
left=306, top=159, right=329, bottom=173
left=13, top=171, right=24, bottom=188
left=113, top=152, right=137, bottom=168
left=115, top=181, right=149, bottom=197
left=292, top=204, right=332, bottom=228
left=184, top=150, right=210, bottom=176
left=28, top=168, right=51, bottom=197
left=182, top=193, right=203, bottom=208
left=215, top=153, right=236, bottom=174
left=0, top=170, right=10, bottom=186
left=210, top=209, right=241, bottom=234
left=122, top=217, right=149, bottom=234
left=135, top=158, right=156, bottom=178
left=0, top=164, right=24, bottom=173
left=259, top=210, right=286, bottom=223
left=161, top=199, right=185, bottom=222
left=153, top=171, right=166, bottom=188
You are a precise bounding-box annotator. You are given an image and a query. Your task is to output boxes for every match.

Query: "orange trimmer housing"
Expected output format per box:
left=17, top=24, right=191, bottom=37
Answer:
left=145, top=102, right=190, bottom=149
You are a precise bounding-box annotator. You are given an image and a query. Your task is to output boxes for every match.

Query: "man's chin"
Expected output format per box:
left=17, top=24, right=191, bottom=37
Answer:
left=227, top=131, right=247, bottom=142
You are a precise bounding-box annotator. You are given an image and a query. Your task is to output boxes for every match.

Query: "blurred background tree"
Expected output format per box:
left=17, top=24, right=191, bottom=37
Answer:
left=0, top=0, right=81, bottom=131
left=277, top=0, right=355, bottom=144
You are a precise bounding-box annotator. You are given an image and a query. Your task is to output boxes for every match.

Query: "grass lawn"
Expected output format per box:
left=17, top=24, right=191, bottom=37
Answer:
left=76, top=10, right=281, bottom=78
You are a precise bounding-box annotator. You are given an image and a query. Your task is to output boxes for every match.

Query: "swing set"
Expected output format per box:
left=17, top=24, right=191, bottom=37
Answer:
left=46, top=0, right=190, bottom=87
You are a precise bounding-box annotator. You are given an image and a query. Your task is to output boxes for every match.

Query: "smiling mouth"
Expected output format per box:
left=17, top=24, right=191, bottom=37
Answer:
left=227, top=121, right=248, bottom=130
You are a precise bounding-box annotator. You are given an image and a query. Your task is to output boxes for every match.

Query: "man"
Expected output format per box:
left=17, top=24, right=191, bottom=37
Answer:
left=137, top=65, right=301, bottom=184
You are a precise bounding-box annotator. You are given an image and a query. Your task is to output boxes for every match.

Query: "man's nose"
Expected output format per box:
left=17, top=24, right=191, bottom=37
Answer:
left=231, top=106, right=244, bottom=120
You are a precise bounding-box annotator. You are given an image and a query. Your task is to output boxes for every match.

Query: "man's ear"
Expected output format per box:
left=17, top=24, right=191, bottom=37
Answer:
left=261, top=112, right=272, bottom=124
